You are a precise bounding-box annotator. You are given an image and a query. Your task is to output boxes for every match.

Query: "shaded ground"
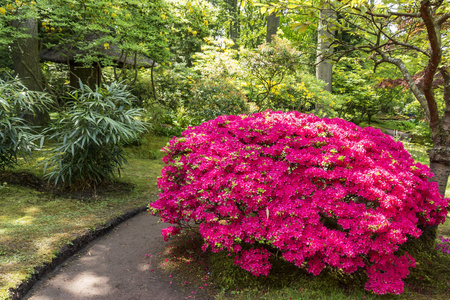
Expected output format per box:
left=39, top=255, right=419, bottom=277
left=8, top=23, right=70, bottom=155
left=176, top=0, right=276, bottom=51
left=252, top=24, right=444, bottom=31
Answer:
left=2, top=171, right=213, bottom=299
left=23, top=213, right=213, bottom=300
left=0, top=171, right=133, bottom=200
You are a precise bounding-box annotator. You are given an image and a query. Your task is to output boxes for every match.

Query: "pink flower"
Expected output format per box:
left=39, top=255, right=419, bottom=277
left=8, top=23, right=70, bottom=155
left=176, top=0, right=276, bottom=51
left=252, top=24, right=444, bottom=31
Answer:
left=150, top=110, right=450, bottom=295
left=161, top=226, right=181, bottom=242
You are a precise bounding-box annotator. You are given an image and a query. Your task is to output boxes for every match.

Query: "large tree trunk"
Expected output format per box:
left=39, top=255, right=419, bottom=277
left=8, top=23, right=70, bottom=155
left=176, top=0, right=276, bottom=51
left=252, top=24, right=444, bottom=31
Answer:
left=420, top=144, right=449, bottom=250
left=315, top=6, right=334, bottom=93
left=420, top=68, right=450, bottom=249
left=266, top=12, right=279, bottom=43
left=11, top=18, right=50, bottom=126
left=429, top=148, right=450, bottom=196
left=432, top=68, right=450, bottom=195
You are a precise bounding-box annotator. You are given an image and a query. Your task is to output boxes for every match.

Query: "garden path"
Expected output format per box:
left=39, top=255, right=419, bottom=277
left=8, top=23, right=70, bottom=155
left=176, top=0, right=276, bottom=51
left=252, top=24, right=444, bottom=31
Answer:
left=384, top=129, right=412, bottom=141
left=23, top=213, right=212, bottom=300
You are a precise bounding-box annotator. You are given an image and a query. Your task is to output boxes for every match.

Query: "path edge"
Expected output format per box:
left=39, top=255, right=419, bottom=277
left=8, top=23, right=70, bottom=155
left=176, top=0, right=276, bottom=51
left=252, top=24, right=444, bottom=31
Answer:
left=8, top=206, right=148, bottom=300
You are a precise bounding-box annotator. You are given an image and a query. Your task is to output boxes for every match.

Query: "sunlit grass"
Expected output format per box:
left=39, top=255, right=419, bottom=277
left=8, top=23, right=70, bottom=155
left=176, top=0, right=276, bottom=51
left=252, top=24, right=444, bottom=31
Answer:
left=0, top=135, right=170, bottom=300
left=403, top=141, right=430, bottom=166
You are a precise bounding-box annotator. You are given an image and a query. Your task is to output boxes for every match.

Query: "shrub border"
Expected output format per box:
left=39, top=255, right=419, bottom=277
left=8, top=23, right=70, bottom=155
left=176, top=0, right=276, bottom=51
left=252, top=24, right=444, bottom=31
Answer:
left=8, top=206, right=147, bottom=300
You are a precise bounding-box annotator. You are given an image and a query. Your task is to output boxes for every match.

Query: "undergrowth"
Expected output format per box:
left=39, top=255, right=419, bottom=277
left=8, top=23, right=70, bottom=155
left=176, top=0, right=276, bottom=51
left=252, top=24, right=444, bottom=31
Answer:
left=158, top=227, right=450, bottom=300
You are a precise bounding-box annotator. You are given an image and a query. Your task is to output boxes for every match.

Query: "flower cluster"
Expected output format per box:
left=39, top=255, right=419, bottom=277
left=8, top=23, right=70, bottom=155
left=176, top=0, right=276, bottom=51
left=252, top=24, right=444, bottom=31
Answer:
left=161, top=226, right=182, bottom=242
left=436, top=236, right=450, bottom=255
left=234, top=248, right=272, bottom=276
left=149, top=110, right=449, bottom=295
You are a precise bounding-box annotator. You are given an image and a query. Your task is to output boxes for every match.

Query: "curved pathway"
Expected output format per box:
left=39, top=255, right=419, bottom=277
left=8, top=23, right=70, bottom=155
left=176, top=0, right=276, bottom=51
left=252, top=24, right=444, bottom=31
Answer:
left=24, top=213, right=212, bottom=300
left=383, top=128, right=412, bottom=141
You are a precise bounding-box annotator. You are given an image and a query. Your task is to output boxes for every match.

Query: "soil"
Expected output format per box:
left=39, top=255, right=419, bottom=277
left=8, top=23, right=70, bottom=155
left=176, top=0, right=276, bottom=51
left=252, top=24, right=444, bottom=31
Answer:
left=0, top=171, right=133, bottom=200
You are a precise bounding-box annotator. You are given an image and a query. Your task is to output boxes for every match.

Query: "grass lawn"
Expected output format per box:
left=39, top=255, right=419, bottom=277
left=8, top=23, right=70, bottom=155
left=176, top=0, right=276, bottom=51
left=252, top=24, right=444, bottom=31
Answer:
left=1, top=135, right=450, bottom=300
left=0, top=135, right=170, bottom=300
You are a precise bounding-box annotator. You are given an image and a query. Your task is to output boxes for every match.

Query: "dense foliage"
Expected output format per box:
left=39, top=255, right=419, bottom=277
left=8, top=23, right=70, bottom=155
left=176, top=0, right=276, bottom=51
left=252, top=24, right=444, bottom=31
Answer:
left=0, top=78, right=50, bottom=170
left=43, top=82, right=146, bottom=185
left=186, top=78, right=249, bottom=125
left=150, top=110, right=449, bottom=295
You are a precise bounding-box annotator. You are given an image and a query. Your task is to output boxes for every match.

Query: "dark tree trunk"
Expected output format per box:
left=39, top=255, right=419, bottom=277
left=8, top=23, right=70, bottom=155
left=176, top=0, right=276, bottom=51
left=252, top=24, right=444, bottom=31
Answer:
left=69, top=64, right=101, bottom=89
left=266, top=12, right=279, bottom=43
left=431, top=68, right=450, bottom=194
left=11, top=18, right=50, bottom=126
left=429, top=151, right=450, bottom=196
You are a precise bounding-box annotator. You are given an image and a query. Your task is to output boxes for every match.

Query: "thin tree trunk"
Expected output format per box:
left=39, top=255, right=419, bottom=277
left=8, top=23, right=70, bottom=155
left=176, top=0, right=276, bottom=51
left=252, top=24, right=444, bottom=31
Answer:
left=315, top=6, right=334, bottom=93
left=150, top=61, right=158, bottom=102
left=12, top=18, right=50, bottom=126
left=228, top=0, right=239, bottom=48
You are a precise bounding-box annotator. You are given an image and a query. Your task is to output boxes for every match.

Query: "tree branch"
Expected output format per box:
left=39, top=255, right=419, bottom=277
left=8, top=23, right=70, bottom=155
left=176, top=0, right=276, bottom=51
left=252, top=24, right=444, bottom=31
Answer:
left=373, top=51, right=431, bottom=122
left=366, top=8, right=430, bottom=57
left=437, top=12, right=450, bottom=25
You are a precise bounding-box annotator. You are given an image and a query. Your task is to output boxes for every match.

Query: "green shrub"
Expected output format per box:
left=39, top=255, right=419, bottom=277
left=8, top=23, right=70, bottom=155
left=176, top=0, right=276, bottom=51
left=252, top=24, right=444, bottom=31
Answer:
left=240, top=37, right=302, bottom=111
left=42, top=82, right=147, bottom=186
left=0, top=78, right=51, bottom=170
left=410, top=120, right=432, bottom=145
left=185, top=78, right=249, bottom=126
left=264, top=72, right=338, bottom=116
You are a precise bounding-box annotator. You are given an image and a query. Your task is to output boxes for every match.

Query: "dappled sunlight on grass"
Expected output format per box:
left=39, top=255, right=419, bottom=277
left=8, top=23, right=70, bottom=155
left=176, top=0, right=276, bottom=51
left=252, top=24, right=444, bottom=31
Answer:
left=12, top=216, right=35, bottom=226
left=402, top=141, right=430, bottom=166
left=34, top=234, right=68, bottom=260
left=0, top=137, right=167, bottom=300
left=24, top=207, right=41, bottom=215
left=437, top=214, right=450, bottom=239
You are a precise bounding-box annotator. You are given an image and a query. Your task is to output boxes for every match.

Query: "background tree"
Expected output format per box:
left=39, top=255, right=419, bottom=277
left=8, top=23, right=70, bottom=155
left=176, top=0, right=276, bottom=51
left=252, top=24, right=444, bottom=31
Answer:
left=315, top=2, right=334, bottom=93
left=1, top=1, right=50, bottom=125
left=269, top=0, right=450, bottom=196
left=266, top=11, right=280, bottom=42
left=265, top=0, right=449, bottom=248
left=1, top=0, right=172, bottom=92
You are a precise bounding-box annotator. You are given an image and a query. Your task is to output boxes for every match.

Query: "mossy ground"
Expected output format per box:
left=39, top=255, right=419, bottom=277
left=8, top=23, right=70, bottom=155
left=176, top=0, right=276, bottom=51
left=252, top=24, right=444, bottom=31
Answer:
left=0, top=134, right=170, bottom=300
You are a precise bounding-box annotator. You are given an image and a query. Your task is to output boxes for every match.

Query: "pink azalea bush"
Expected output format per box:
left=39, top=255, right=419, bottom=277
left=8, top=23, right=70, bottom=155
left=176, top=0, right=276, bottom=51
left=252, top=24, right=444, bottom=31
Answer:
left=149, top=110, right=449, bottom=295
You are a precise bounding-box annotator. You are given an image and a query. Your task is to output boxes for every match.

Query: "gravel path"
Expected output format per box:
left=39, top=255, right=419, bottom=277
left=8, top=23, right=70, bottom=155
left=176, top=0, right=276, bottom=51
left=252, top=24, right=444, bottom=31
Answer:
left=384, top=128, right=412, bottom=141
left=23, top=213, right=212, bottom=300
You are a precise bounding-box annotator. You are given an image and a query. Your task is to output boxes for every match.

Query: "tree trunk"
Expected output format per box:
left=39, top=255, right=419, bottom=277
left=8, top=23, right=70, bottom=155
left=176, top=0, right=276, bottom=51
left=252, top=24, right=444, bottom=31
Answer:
left=429, top=153, right=450, bottom=196
left=266, top=12, right=279, bottom=43
left=228, top=0, right=239, bottom=48
left=420, top=68, right=450, bottom=249
left=417, top=145, right=448, bottom=250
left=428, top=69, right=450, bottom=196
left=11, top=18, right=50, bottom=126
left=315, top=6, right=334, bottom=93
